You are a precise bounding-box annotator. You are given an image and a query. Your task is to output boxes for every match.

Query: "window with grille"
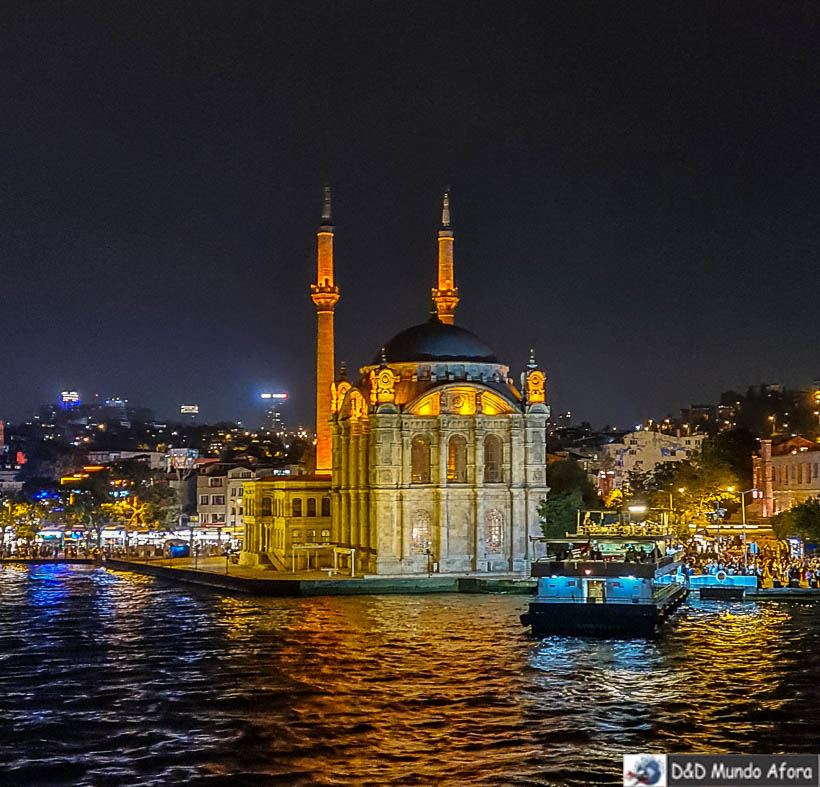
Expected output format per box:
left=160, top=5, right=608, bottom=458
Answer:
left=411, top=435, right=431, bottom=483
left=485, top=509, right=503, bottom=553
left=411, top=510, right=432, bottom=554
left=484, top=434, right=502, bottom=483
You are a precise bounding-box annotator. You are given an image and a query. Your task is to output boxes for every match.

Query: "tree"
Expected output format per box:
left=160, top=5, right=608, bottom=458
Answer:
left=770, top=509, right=798, bottom=541
left=67, top=490, right=107, bottom=547
left=702, top=428, right=759, bottom=490
left=771, top=497, right=820, bottom=542
left=538, top=490, right=583, bottom=538
left=642, top=454, right=740, bottom=526
left=2, top=499, right=43, bottom=546
left=546, top=460, right=598, bottom=506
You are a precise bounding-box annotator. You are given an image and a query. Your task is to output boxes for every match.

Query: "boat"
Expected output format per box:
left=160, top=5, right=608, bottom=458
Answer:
left=520, top=510, right=689, bottom=637
left=686, top=571, right=757, bottom=600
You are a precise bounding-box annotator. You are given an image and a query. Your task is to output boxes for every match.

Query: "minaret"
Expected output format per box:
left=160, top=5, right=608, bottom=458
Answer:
left=310, top=185, right=339, bottom=475
left=432, top=188, right=459, bottom=324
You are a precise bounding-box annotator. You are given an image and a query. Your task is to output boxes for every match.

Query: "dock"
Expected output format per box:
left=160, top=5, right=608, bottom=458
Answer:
left=95, top=556, right=539, bottom=597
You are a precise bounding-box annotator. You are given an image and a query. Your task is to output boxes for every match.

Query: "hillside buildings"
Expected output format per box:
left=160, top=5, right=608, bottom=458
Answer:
left=599, top=429, right=707, bottom=492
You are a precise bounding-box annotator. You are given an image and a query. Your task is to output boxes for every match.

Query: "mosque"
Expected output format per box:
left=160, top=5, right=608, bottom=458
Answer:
left=240, top=189, right=550, bottom=575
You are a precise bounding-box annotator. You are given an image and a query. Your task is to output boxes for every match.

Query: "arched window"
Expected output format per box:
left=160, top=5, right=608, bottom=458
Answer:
left=307, top=498, right=316, bottom=517
left=261, top=498, right=272, bottom=517
left=321, top=529, right=331, bottom=542
left=321, top=497, right=330, bottom=517
left=484, top=434, right=502, bottom=483
left=292, top=498, right=302, bottom=517
left=411, top=510, right=432, bottom=555
left=447, top=435, right=467, bottom=483
left=411, top=435, right=431, bottom=484
left=485, top=509, right=503, bottom=553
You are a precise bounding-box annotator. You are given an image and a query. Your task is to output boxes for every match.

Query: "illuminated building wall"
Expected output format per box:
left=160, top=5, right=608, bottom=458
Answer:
left=753, top=436, right=820, bottom=516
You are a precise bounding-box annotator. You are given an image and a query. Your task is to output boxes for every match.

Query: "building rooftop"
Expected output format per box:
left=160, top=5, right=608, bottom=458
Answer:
left=377, top=318, right=498, bottom=364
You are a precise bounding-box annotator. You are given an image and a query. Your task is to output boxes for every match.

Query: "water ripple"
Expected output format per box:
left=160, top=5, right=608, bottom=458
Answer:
left=0, top=563, right=816, bottom=785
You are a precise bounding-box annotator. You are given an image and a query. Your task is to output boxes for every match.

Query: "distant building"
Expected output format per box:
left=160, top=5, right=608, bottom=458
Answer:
left=60, top=391, right=81, bottom=409
left=601, top=429, right=707, bottom=489
left=680, top=404, right=716, bottom=425
left=0, top=466, right=23, bottom=493
left=165, top=448, right=199, bottom=473
left=242, top=476, right=333, bottom=570
left=196, top=463, right=272, bottom=536
left=180, top=404, right=199, bottom=421
left=85, top=450, right=165, bottom=470
left=752, top=436, right=820, bottom=516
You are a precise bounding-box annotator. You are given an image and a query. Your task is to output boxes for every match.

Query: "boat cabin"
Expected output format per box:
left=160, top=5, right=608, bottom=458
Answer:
left=531, top=536, right=684, bottom=606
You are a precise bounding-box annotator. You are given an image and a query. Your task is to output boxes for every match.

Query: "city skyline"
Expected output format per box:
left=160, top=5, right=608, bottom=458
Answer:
left=3, top=4, right=819, bottom=429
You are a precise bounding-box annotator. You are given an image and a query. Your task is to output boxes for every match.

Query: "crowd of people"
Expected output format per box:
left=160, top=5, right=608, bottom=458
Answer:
left=683, top=535, right=820, bottom=588
left=0, top=540, right=234, bottom=561
left=0, top=542, right=91, bottom=559
left=543, top=530, right=820, bottom=589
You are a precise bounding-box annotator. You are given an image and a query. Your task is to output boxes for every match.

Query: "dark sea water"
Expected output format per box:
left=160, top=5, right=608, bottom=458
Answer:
left=1, top=564, right=819, bottom=787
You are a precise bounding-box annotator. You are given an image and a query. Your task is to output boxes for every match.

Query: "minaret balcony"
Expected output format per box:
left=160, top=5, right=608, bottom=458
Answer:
left=311, top=284, right=340, bottom=310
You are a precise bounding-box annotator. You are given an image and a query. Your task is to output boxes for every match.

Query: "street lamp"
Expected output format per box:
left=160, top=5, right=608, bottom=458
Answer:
left=669, top=487, right=686, bottom=528
left=713, top=487, right=735, bottom=554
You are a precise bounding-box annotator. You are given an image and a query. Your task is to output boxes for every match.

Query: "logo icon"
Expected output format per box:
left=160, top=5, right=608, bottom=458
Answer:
left=623, top=754, right=667, bottom=786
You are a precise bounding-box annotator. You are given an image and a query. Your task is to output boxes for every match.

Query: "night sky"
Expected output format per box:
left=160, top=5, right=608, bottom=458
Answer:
left=3, top=2, right=819, bottom=429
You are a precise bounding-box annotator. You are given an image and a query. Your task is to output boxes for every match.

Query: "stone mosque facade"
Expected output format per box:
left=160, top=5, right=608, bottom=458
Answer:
left=240, top=189, right=550, bottom=575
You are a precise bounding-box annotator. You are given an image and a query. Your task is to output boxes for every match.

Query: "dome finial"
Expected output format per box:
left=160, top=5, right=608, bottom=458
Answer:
left=441, top=187, right=451, bottom=229
left=379, top=346, right=388, bottom=366
left=338, top=360, right=347, bottom=380
left=527, top=348, right=537, bottom=368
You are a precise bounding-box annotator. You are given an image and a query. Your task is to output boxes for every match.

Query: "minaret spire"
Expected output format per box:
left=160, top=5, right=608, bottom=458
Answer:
left=321, top=184, right=332, bottom=224
left=310, top=185, right=339, bottom=475
left=432, top=187, right=459, bottom=324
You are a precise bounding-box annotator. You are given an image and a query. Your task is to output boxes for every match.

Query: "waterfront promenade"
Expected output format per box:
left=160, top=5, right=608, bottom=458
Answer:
left=98, top=555, right=538, bottom=597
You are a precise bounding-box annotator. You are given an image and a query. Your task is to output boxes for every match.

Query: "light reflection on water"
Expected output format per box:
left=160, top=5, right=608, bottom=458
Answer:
left=0, top=564, right=818, bottom=786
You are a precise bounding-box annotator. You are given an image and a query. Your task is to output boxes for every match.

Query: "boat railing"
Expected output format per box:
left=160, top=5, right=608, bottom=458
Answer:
left=535, top=582, right=686, bottom=605
left=531, top=552, right=684, bottom=579
left=532, top=549, right=683, bottom=567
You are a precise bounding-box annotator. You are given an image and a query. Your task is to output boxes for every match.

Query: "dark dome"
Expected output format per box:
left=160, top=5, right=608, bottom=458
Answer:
left=377, top=320, right=498, bottom=364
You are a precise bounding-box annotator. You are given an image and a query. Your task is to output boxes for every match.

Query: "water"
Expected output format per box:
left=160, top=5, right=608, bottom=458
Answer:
left=1, top=564, right=819, bottom=787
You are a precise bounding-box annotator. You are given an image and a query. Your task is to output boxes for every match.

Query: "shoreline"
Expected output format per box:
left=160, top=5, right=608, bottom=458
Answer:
left=5, top=558, right=820, bottom=602
left=100, top=557, right=539, bottom=597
